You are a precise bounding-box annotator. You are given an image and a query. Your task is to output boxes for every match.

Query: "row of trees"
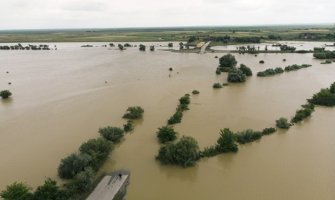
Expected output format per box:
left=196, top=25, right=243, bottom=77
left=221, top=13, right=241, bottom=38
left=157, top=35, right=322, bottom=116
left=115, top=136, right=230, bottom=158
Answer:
left=308, top=82, right=335, bottom=106
left=313, top=51, right=335, bottom=59
left=257, top=64, right=311, bottom=77
left=1, top=106, right=144, bottom=200
left=167, top=94, right=190, bottom=125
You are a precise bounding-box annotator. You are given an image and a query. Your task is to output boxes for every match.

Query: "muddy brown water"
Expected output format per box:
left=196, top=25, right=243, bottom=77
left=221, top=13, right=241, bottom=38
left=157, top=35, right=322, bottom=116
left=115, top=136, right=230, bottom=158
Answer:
left=0, top=43, right=335, bottom=200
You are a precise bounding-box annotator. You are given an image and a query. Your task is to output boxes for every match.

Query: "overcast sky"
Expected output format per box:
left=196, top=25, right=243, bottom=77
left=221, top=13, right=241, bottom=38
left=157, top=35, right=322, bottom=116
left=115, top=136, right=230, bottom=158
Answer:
left=0, top=0, right=334, bottom=30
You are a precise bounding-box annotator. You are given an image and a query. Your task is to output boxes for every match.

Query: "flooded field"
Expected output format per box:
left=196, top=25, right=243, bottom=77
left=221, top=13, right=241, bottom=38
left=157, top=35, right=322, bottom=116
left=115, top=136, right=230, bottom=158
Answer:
left=1, top=42, right=335, bottom=200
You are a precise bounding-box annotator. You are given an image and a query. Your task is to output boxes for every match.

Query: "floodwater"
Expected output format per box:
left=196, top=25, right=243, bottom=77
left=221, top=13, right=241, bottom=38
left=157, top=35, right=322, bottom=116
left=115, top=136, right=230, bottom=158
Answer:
left=1, top=42, right=335, bottom=200
left=211, top=41, right=335, bottom=51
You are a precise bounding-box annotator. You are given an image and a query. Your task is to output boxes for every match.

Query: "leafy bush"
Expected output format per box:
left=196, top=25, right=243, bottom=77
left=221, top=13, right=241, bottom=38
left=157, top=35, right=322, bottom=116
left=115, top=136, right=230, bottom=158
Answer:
left=239, top=64, right=252, bottom=76
left=259, top=60, right=265, bottom=64
left=284, top=64, right=311, bottom=72
left=235, top=129, right=262, bottom=144
left=227, top=68, right=246, bottom=83
left=200, top=146, right=219, bottom=157
left=79, top=138, right=112, bottom=170
left=213, top=83, right=222, bottom=88
left=118, top=44, right=124, bottom=50
left=123, top=120, right=134, bottom=133
left=0, top=182, right=33, bottom=200
left=66, top=168, right=94, bottom=193
left=156, top=126, right=177, bottom=144
left=179, top=94, right=190, bottom=105
left=257, top=67, right=284, bottom=77
left=0, top=90, right=12, bottom=99
left=262, top=127, right=276, bottom=135
left=139, top=44, right=146, bottom=51
left=123, top=106, right=144, bottom=119
left=168, top=43, right=173, bottom=47
left=219, top=54, right=237, bottom=69
left=99, top=126, right=125, bottom=142
left=308, top=88, right=335, bottom=106
left=167, top=111, right=183, bottom=125
left=216, top=68, right=221, bottom=75
left=216, top=129, right=238, bottom=153
left=291, top=107, right=314, bottom=123
left=176, top=103, right=189, bottom=112
left=33, top=179, right=69, bottom=200
left=192, top=90, right=200, bottom=95
left=58, top=153, right=92, bottom=179
left=330, top=82, right=335, bottom=93
left=156, top=136, right=200, bottom=167
left=313, top=51, right=335, bottom=59
left=276, top=118, right=291, bottom=129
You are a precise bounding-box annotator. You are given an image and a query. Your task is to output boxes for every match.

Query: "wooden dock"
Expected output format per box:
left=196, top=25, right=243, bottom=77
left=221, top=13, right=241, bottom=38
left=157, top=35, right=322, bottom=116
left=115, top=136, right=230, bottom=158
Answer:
left=87, top=171, right=129, bottom=200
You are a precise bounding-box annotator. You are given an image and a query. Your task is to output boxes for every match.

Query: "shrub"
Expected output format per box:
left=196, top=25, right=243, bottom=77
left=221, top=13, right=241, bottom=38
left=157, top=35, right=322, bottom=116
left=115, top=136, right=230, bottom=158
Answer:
left=67, top=168, right=94, bottom=193
left=58, top=153, right=92, bottom=179
left=200, top=146, right=219, bottom=157
left=0, top=182, right=33, bottom=200
left=168, top=43, right=173, bottom=47
left=284, top=64, right=311, bottom=72
left=276, top=118, right=291, bottom=129
left=156, top=126, right=177, bottom=144
left=257, top=67, right=283, bottom=77
left=239, top=64, right=252, bottom=76
left=219, top=54, right=237, bottom=69
left=227, top=68, right=246, bottom=83
left=33, top=179, right=69, bottom=200
left=291, top=108, right=313, bottom=123
left=216, top=68, right=221, bottom=75
left=216, top=129, right=238, bottom=153
left=330, top=82, right=335, bottom=93
left=192, top=90, right=200, bottom=95
left=79, top=138, right=112, bottom=170
left=118, top=44, right=124, bottom=50
left=123, top=106, right=144, bottom=119
left=139, top=44, right=146, bottom=51
left=308, top=88, right=335, bottom=106
left=259, top=60, right=265, bottom=64
left=262, top=127, right=276, bottom=135
left=99, top=126, right=124, bottom=142
left=123, top=120, right=134, bottom=133
left=179, top=94, right=190, bottom=105
left=167, top=111, right=183, bottom=125
left=176, top=103, right=189, bottom=112
left=0, top=90, right=12, bottom=99
left=213, top=83, right=222, bottom=89
left=313, top=51, right=335, bottom=59
left=156, top=136, right=200, bottom=167
left=235, top=129, right=262, bottom=144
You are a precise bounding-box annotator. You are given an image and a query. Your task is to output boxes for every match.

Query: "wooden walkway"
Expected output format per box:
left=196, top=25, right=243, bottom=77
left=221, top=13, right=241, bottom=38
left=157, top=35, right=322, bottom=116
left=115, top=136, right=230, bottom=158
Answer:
left=87, top=173, right=129, bottom=200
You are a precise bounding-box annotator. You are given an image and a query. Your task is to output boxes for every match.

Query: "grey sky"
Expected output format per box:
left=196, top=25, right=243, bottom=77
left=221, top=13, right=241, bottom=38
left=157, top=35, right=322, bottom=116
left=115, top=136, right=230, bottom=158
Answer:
left=0, top=0, right=334, bottom=29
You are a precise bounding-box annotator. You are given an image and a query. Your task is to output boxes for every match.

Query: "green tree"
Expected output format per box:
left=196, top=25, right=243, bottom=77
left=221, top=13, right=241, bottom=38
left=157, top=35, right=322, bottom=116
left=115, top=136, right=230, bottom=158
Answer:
left=0, top=182, right=33, bottom=200
left=99, top=126, right=124, bottom=143
left=33, top=179, right=69, bottom=200
left=118, top=44, right=124, bottom=50
left=167, top=111, right=183, bottom=125
left=58, top=153, right=92, bottom=179
left=276, top=118, right=291, bottom=129
left=139, top=44, right=146, bottom=51
left=123, top=106, right=144, bottom=119
left=216, top=128, right=238, bottom=153
left=219, top=54, right=237, bottom=69
left=157, top=126, right=177, bottom=144
left=0, top=90, right=12, bottom=99
left=227, top=68, right=246, bottom=83
left=239, top=64, right=252, bottom=76
left=79, top=138, right=112, bottom=170
left=156, top=136, right=200, bottom=167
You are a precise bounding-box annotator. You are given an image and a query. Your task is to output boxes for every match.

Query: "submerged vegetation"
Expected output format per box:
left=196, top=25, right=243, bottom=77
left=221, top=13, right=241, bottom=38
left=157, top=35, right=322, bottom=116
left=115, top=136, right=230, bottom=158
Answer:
left=257, top=64, right=311, bottom=77
left=99, top=127, right=125, bottom=143
left=0, top=90, right=12, bottom=99
left=156, top=126, right=177, bottom=144
left=217, top=54, right=237, bottom=72
left=276, top=117, right=291, bottom=129
left=123, top=106, right=144, bottom=119
left=291, top=103, right=315, bottom=124
left=156, top=136, right=200, bottom=167
left=313, top=51, right=335, bottom=59
left=308, top=82, right=335, bottom=106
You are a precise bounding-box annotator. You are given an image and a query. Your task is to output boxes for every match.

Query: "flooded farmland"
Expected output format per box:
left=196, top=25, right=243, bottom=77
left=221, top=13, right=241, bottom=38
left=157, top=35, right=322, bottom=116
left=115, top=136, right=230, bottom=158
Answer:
left=1, top=42, right=335, bottom=200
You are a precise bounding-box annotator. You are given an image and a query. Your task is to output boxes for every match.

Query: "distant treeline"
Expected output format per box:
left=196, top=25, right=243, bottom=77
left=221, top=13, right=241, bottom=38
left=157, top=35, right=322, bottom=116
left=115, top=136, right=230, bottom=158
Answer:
left=188, top=35, right=261, bottom=44
left=0, top=43, right=51, bottom=50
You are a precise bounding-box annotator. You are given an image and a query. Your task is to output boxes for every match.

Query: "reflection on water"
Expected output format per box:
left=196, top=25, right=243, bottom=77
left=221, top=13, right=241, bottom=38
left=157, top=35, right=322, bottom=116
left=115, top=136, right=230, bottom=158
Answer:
left=0, top=42, right=335, bottom=200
